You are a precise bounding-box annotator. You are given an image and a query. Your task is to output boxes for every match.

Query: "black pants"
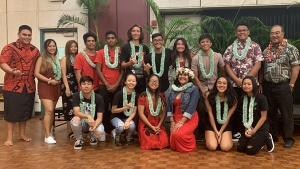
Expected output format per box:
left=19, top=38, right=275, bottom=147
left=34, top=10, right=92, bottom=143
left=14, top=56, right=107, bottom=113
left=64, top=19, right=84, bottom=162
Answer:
left=98, top=85, right=121, bottom=133
left=263, top=80, right=294, bottom=142
left=231, top=87, right=244, bottom=134
left=237, top=125, right=268, bottom=155
left=196, top=91, right=206, bottom=137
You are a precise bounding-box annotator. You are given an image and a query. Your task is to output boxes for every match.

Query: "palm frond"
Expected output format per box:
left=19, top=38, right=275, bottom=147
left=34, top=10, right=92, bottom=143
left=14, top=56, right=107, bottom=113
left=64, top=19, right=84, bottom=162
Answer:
left=287, top=1, right=300, bottom=9
left=144, top=0, right=164, bottom=31
left=57, top=14, right=87, bottom=28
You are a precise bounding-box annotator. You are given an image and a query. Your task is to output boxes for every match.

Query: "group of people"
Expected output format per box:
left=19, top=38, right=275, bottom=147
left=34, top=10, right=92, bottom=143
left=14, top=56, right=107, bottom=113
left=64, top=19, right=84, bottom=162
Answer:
left=1, top=23, right=299, bottom=155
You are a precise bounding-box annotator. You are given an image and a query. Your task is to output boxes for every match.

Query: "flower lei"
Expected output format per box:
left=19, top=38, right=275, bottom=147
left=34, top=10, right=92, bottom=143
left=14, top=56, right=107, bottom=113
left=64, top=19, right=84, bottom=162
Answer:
left=216, top=95, right=228, bottom=124
left=265, top=38, right=287, bottom=62
left=70, top=55, right=74, bottom=66
left=146, top=88, right=162, bottom=117
left=104, top=44, right=119, bottom=68
left=175, top=67, right=195, bottom=79
left=172, top=82, right=193, bottom=92
left=123, top=86, right=136, bottom=116
left=233, top=37, right=251, bottom=60
left=47, top=56, right=61, bottom=80
left=79, top=91, right=95, bottom=123
left=151, top=47, right=165, bottom=77
left=81, top=50, right=96, bottom=68
left=175, top=57, right=189, bottom=68
left=198, top=49, right=215, bottom=79
left=242, top=96, right=255, bottom=129
left=130, top=41, right=143, bottom=68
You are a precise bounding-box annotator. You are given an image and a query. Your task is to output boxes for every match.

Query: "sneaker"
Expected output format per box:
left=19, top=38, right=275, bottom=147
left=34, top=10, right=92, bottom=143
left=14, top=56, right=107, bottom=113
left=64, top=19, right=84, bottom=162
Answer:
left=98, top=132, right=106, bottom=142
left=196, top=134, right=205, bottom=142
left=89, top=133, right=98, bottom=145
left=74, top=139, right=83, bottom=149
left=44, top=136, right=56, bottom=144
left=125, top=134, right=132, bottom=145
left=111, top=129, right=116, bottom=139
left=114, top=135, right=121, bottom=146
left=266, top=133, right=275, bottom=152
left=232, top=132, right=241, bottom=141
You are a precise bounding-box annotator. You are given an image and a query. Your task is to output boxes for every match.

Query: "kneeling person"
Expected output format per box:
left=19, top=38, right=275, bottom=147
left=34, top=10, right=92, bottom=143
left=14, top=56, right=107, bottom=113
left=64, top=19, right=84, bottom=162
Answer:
left=71, top=76, right=105, bottom=149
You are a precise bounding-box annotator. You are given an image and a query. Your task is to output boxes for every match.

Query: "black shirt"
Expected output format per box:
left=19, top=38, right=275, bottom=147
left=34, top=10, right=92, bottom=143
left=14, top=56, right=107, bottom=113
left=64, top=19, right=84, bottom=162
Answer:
left=144, top=48, right=172, bottom=92
left=73, top=92, right=104, bottom=120
left=111, top=89, right=138, bottom=119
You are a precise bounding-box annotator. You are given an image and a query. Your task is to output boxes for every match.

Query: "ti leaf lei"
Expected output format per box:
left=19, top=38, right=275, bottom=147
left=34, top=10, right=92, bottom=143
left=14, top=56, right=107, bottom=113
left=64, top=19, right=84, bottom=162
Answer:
left=130, top=41, right=143, bottom=68
left=47, top=56, right=61, bottom=80
left=233, top=37, right=251, bottom=60
left=81, top=50, right=96, bottom=68
left=123, top=86, right=136, bottom=116
left=151, top=47, right=165, bottom=77
left=70, top=55, right=74, bottom=66
left=171, top=82, right=193, bottom=92
left=104, top=44, right=119, bottom=68
left=198, top=49, right=215, bottom=79
left=216, top=95, right=228, bottom=124
left=146, top=88, right=162, bottom=117
left=79, top=91, right=95, bottom=123
left=242, top=95, right=255, bottom=129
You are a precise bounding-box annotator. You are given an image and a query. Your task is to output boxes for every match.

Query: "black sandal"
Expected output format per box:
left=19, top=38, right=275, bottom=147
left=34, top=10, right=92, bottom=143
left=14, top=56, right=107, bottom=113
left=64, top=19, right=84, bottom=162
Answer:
left=68, top=131, right=74, bottom=138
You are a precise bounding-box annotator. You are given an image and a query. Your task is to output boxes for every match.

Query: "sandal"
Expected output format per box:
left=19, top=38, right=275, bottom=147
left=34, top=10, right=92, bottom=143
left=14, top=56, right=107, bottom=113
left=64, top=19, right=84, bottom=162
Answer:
left=68, top=132, right=74, bottom=138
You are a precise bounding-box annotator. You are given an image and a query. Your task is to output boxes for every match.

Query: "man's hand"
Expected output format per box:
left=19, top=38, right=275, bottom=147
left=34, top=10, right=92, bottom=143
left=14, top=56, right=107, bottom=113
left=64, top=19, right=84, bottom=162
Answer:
left=11, top=68, right=23, bottom=76
left=129, top=57, right=138, bottom=65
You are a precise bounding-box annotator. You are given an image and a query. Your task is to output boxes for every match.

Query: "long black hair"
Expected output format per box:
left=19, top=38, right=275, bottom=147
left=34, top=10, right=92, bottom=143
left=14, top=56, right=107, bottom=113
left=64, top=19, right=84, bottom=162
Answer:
left=208, top=76, right=237, bottom=108
left=242, top=76, right=258, bottom=97
left=170, top=38, right=191, bottom=69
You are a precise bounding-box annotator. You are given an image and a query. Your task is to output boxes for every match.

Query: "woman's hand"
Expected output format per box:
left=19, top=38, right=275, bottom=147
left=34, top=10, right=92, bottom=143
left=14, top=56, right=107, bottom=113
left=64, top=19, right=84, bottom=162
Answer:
left=215, top=131, right=222, bottom=144
left=65, top=88, right=71, bottom=97
left=245, top=129, right=255, bottom=138
left=173, top=122, right=183, bottom=131
left=170, top=121, right=175, bottom=132
left=124, top=121, right=130, bottom=130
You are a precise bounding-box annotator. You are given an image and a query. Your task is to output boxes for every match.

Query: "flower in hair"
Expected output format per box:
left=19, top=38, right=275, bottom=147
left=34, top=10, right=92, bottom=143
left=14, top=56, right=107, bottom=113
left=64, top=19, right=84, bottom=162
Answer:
left=175, top=67, right=195, bottom=79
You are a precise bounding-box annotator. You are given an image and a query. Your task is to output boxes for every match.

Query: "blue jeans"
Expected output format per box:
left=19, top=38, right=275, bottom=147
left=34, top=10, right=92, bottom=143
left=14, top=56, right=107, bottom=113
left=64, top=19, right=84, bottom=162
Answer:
left=111, top=117, right=135, bottom=136
left=71, top=119, right=106, bottom=141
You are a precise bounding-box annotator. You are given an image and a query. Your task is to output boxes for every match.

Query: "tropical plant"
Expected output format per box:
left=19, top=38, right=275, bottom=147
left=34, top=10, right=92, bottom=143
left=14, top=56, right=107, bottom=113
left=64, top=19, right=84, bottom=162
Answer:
left=57, top=0, right=109, bottom=49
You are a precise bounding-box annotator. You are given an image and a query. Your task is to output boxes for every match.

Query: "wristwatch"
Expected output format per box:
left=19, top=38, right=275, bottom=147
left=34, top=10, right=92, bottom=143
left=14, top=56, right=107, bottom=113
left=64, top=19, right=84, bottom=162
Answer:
left=289, top=84, right=294, bottom=88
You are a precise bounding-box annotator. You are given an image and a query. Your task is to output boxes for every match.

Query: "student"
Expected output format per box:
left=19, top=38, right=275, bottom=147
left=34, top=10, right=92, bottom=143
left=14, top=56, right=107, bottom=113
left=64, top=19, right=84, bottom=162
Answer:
left=204, top=76, right=237, bottom=151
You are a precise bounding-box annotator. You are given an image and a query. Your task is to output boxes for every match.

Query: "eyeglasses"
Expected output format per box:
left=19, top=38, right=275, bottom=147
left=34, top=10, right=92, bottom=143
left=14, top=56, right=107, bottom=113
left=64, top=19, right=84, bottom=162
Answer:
left=149, top=80, right=159, bottom=84
left=236, top=29, right=248, bottom=33
left=153, top=39, right=163, bottom=43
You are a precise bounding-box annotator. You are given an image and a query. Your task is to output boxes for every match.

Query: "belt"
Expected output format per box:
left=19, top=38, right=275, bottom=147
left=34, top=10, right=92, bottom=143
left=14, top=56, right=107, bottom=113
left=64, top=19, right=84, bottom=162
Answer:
left=263, top=80, right=289, bottom=85
left=136, top=75, right=144, bottom=78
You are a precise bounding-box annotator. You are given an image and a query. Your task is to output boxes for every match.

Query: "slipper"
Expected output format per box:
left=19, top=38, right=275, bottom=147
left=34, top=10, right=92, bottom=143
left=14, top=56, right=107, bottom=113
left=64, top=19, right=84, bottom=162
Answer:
left=68, top=132, right=74, bottom=138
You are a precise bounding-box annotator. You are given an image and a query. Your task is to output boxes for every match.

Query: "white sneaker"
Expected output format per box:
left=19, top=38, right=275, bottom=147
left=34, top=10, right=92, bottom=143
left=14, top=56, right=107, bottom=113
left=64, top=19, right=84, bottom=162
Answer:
left=111, top=129, right=116, bottom=139
left=45, top=136, right=56, bottom=144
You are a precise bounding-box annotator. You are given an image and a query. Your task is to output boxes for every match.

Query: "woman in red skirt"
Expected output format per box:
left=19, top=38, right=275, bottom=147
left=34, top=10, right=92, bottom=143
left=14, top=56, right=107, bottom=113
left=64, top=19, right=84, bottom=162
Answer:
left=167, top=67, right=200, bottom=152
left=138, top=74, right=169, bottom=150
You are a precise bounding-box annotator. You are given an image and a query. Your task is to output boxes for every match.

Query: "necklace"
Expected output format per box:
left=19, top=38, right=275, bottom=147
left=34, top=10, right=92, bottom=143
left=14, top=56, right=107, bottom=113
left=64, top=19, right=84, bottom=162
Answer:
left=146, top=88, right=162, bottom=117
left=233, top=37, right=251, bottom=60
left=175, top=57, right=188, bottom=68
left=198, top=49, right=214, bottom=79
left=172, top=82, right=193, bottom=92
left=104, top=44, right=119, bottom=68
left=265, top=38, right=287, bottom=62
left=81, top=50, right=96, bottom=68
left=47, top=56, right=61, bottom=80
left=79, top=91, right=95, bottom=123
left=242, top=95, right=255, bottom=129
left=70, top=55, right=74, bottom=66
left=130, top=41, right=143, bottom=68
left=151, top=47, right=165, bottom=77
left=216, top=95, right=228, bottom=124
left=123, top=86, right=136, bottom=116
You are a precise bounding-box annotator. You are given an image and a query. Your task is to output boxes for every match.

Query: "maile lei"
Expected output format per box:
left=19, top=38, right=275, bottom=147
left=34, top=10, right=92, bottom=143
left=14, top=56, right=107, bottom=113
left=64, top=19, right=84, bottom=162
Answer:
left=151, top=47, right=165, bottom=77
left=233, top=37, right=251, bottom=60
left=47, top=56, right=61, bottom=80
left=172, top=82, right=193, bottom=92
left=123, top=86, right=136, bottom=116
left=265, top=38, right=287, bottom=62
left=104, top=44, right=119, bottom=68
left=198, top=49, right=215, bottom=79
left=81, top=50, right=96, bottom=68
left=146, top=88, right=162, bottom=116
left=215, top=95, right=228, bottom=124
left=70, top=55, right=75, bottom=66
left=242, top=95, right=255, bottom=129
left=130, top=41, right=143, bottom=68
left=79, top=91, right=95, bottom=123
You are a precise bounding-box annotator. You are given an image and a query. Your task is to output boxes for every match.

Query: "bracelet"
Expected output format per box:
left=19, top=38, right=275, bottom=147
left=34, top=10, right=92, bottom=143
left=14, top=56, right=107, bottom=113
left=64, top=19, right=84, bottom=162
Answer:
left=47, top=78, right=52, bottom=85
left=170, top=121, right=174, bottom=123
left=178, top=121, right=184, bottom=124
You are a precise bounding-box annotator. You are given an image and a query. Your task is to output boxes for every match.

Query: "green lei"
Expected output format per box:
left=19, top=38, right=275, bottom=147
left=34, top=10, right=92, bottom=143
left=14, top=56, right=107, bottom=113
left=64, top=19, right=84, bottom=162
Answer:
left=80, top=50, right=96, bottom=68
left=151, top=47, right=165, bottom=77
left=70, top=55, right=74, bottom=66
left=47, top=56, right=61, bottom=80
left=216, top=95, right=228, bottom=124
left=79, top=91, right=95, bottom=123
left=130, top=41, right=143, bottom=68
left=198, top=49, right=214, bottom=79
left=242, top=95, right=255, bottom=129
left=146, top=88, right=162, bottom=117
left=233, top=37, right=251, bottom=60
left=123, top=86, right=136, bottom=116
left=104, top=44, right=119, bottom=68
left=171, top=82, right=193, bottom=92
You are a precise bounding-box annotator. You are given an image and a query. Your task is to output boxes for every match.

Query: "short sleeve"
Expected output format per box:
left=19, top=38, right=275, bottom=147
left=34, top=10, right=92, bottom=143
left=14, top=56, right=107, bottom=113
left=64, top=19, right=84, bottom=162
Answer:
left=144, top=45, right=150, bottom=55
left=288, top=45, right=300, bottom=66
left=0, top=44, right=13, bottom=64
left=94, top=49, right=104, bottom=64
left=223, top=44, right=234, bottom=65
left=216, top=53, right=225, bottom=67
left=112, top=91, right=122, bottom=106
left=120, top=45, right=129, bottom=62
left=191, top=55, right=199, bottom=71
left=144, top=53, right=151, bottom=65
left=258, top=94, right=268, bottom=111
left=73, top=53, right=83, bottom=70
left=253, top=43, right=264, bottom=62
left=138, top=92, right=147, bottom=105
left=160, top=93, right=166, bottom=105
left=72, top=92, right=80, bottom=108
left=95, top=94, right=104, bottom=113
left=134, top=93, right=139, bottom=106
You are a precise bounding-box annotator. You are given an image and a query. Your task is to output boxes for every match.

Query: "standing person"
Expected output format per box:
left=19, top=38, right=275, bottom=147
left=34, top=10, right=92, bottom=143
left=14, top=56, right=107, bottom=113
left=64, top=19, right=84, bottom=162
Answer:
left=204, top=76, right=237, bottom=151
left=120, top=24, right=149, bottom=94
left=0, top=25, right=40, bottom=146
left=192, top=33, right=226, bottom=141
left=71, top=76, right=105, bottom=149
left=111, top=74, right=138, bottom=146
left=223, top=22, right=264, bottom=140
left=237, top=76, right=274, bottom=155
left=34, top=39, right=61, bottom=144
left=144, top=33, right=172, bottom=96
left=60, top=40, right=79, bottom=138
left=95, top=30, right=123, bottom=134
left=167, top=67, right=200, bottom=152
left=74, top=32, right=99, bottom=92
left=138, top=74, right=169, bottom=150
left=259, top=25, right=300, bottom=147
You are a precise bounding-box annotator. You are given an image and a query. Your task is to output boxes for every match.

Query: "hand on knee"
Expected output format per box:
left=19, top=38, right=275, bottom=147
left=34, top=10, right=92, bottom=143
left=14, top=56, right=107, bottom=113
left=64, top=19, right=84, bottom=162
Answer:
left=94, top=132, right=103, bottom=138
left=72, top=116, right=81, bottom=121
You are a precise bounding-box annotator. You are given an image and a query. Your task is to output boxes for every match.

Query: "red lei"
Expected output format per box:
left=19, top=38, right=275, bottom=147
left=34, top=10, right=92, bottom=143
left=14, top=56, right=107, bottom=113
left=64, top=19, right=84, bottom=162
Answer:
left=265, top=38, right=287, bottom=62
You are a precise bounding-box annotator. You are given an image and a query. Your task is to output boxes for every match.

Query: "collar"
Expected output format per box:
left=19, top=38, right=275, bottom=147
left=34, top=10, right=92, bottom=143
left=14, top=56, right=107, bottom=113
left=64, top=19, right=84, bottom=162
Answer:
left=16, top=39, right=31, bottom=49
